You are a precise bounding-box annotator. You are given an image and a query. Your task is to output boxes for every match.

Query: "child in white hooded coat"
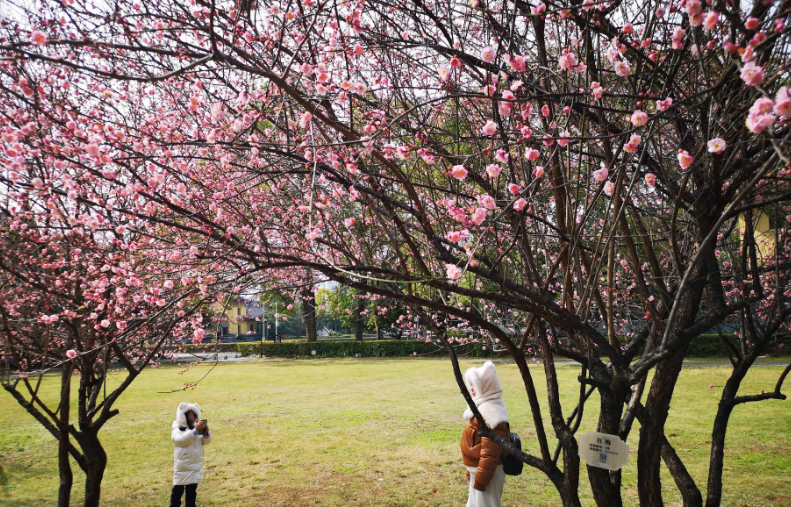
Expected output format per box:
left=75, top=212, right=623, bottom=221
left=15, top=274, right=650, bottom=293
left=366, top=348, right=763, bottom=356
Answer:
left=170, top=402, right=212, bottom=507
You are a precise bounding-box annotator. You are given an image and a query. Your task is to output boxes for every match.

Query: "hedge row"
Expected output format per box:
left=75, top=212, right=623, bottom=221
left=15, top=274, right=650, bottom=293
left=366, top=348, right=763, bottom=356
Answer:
left=665, top=333, right=788, bottom=357
left=235, top=340, right=517, bottom=358
left=183, top=334, right=789, bottom=358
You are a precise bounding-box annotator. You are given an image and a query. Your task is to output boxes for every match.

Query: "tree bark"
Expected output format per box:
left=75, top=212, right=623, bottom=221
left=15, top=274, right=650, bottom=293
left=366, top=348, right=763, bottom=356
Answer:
left=302, top=287, right=317, bottom=343
left=588, top=382, right=626, bottom=507
left=354, top=291, right=365, bottom=341
left=58, top=364, right=73, bottom=507
left=76, top=429, right=107, bottom=507
left=638, top=345, right=688, bottom=507
left=662, top=435, right=703, bottom=507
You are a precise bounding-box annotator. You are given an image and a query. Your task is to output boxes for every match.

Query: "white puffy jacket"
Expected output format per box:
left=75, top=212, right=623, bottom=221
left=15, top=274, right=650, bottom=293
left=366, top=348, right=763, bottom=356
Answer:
left=172, top=402, right=212, bottom=486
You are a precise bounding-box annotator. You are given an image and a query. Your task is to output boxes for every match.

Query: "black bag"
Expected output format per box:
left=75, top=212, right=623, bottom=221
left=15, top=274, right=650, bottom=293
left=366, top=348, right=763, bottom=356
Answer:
left=502, top=423, right=523, bottom=476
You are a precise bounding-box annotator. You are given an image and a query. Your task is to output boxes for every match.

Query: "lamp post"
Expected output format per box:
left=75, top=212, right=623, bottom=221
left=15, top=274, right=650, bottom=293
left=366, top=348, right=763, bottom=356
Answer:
left=262, top=303, right=268, bottom=342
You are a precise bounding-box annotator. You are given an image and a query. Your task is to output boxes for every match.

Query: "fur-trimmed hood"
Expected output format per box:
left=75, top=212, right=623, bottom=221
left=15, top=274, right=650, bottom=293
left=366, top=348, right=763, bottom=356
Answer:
left=174, top=402, right=201, bottom=428
left=462, top=361, right=509, bottom=428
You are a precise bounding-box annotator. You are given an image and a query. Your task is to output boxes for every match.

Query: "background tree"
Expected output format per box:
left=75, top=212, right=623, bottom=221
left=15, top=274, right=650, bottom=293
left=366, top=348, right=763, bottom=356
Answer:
left=0, top=211, right=214, bottom=507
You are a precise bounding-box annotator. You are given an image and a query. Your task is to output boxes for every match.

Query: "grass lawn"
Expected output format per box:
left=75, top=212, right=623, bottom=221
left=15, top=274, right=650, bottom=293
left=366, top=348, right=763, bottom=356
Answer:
left=1, top=359, right=789, bottom=506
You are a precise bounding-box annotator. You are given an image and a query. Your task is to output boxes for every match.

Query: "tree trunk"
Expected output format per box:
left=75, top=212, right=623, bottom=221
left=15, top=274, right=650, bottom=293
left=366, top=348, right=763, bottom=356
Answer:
left=589, top=381, right=626, bottom=507
left=75, top=430, right=107, bottom=507
left=354, top=292, right=365, bottom=341
left=302, top=287, right=317, bottom=343
left=638, top=345, right=688, bottom=507
left=705, top=355, right=757, bottom=507
left=58, top=365, right=73, bottom=507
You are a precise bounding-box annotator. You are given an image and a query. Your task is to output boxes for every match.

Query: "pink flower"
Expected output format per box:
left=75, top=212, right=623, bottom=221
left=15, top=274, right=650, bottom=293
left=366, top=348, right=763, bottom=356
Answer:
left=557, top=131, right=570, bottom=147
left=508, top=54, right=526, bottom=72
left=604, top=181, right=615, bottom=196
left=100, top=319, right=111, bottom=328
left=299, top=111, right=312, bottom=128
left=689, top=13, right=704, bottom=27
left=446, top=264, right=462, bottom=281
left=623, top=134, right=642, bottom=153
left=541, top=105, right=550, bottom=117
left=746, top=97, right=776, bottom=133
left=513, top=198, right=527, bottom=211
left=614, top=61, right=631, bottom=77
left=740, top=61, right=765, bottom=86
left=485, top=164, right=502, bottom=179
left=631, top=110, right=648, bottom=127
left=746, top=113, right=775, bottom=133
left=593, top=167, right=609, bottom=182
left=525, top=148, right=540, bottom=161
left=775, top=87, right=791, bottom=117
left=657, top=97, right=673, bottom=111
left=344, top=217, right=356, bottom=227
left=707, top=138, right=727, bottom=154
left=438, top=65, right=451, bottom=81
left=678, top=150, right=694, bottom=169
left=704, top=11, right=720, bottom=30
left=189, top=245, right=200, bottom=256
left=164, top=280, right=175, bottom=289
left=591, top=82, right=604, bottom=100
left=470, top=208, right=488, bottom=225
left=481, top=120, right=498, bottom=136
left=558, top=51, right=577, bottom=71
left=450, top=165, right=468, bottom=180
left=495, top=149, right=509, bottom=164
left=531, top=3, right=546, bottom=15
left=750, top=97, right=775, bottom=115
left=30, top=30, right=47, bottom=46
left=479, top=194, right=497, bottom=210
left=685, top=0, right=702, bottom=15
left=745, top=16, right=759, bottom=30
left=446, top=230, right=469, bottom=242
left=66, top=349, right=77, bottom=359
left=533, top=166, right=545, bottom=178
left=481, top=46, right=496, bottom=63
left=194, top=328, right=205, bottom=341
left=508, top=183, right=520, bottom=195
left=645, top=173, right=657, bottom=186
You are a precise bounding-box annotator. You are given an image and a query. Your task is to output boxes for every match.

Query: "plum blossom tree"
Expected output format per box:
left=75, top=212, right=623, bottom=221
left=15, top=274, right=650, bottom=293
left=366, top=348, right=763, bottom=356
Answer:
left=0, top=213, right=219, bottom=506
left=2, top=0, right=791, bottom=505
left=0, top=182, right=227, bottom=504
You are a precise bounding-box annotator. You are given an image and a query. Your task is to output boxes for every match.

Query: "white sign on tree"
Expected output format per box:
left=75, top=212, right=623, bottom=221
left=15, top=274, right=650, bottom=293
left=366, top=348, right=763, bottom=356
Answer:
left=578, top=432, right=629, bottom=471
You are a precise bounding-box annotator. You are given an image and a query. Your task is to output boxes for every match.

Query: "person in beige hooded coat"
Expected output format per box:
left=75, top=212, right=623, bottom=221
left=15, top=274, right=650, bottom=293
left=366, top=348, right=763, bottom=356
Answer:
left=460, top=361, right=510, bottom=507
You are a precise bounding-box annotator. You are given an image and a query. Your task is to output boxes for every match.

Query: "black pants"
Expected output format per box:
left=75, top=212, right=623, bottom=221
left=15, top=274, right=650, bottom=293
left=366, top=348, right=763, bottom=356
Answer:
left=170, top=483, right=198, bottom=507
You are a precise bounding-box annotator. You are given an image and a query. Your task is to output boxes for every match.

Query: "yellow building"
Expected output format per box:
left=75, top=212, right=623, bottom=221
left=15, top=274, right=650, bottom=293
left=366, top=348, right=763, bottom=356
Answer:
left=213, top=299, right=261, bottom=336
left=738, top=210, right=776, bottom=261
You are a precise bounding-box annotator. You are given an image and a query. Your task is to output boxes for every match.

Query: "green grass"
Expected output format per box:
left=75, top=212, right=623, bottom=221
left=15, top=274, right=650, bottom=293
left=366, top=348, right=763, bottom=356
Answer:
left=0, top=359, right=789, bottom=506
